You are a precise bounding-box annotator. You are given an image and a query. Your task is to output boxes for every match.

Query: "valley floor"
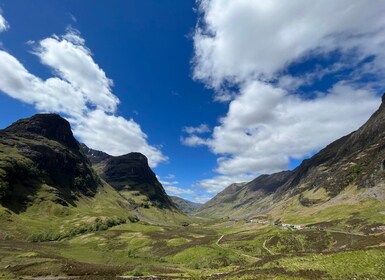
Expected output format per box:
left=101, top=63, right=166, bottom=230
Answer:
left=1, top=218, right=385, bottom=280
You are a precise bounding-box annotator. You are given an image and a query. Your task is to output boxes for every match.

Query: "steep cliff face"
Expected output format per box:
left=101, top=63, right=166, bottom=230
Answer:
left=0, top=114, right=100, bottom=213
left=195, top=95, right=385, bottom=224
left=82, top=145, right=176, bottom=209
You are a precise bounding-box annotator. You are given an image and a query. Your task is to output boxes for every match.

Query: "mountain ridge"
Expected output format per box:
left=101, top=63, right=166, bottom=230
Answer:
left=81, top=144, right=176, bottom=210
left=195, top=93, right=385, bottom=229
left=170, top=196, right=201, bottom=214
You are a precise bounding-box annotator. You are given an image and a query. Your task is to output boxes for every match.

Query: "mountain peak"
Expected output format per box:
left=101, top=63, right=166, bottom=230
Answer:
left=4, top=114, right=78, bottom=149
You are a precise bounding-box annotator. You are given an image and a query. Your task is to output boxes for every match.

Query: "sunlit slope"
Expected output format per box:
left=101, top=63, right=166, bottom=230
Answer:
left=195, top=94, right=385, bottom=231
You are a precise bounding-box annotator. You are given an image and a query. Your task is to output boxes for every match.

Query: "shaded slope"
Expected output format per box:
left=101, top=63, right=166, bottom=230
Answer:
left=0, top=114, right=100, bottom=213
left=0, top=114, right=186, bottom=240
left=82, top=145, right=176, bottom=210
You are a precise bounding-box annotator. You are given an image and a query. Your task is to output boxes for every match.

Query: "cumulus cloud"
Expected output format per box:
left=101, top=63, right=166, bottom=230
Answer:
left=181, top=124, right=211, bottom=146
left=0, top=13, right=9, bottom=32
left=164, top=186, right=194, bottom=196
left=35, top=30, right=119, bottom=113
left=158, top=176, right=195, bottom=196
left=0, top=29, right=167, bottom=167
left=209, top=81, right=378, bottom=177
left=73, top=110, right=166, bottom=167
left=194, top=174, right=251, bottom=195
left=180, top=134, right=207, bottom=147
left=191, top=0, right=385, bottom=193
left=194, top=0, right=385, bottom=90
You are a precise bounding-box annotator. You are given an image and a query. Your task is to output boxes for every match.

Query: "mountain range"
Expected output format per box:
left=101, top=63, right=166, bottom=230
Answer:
left=1, top=95, right=385, bottom=237
left=195, top=94, right=385, bottom=232
left=0, top=114, right=184, bottom=240
left=0, top=97, right=385, bottom=279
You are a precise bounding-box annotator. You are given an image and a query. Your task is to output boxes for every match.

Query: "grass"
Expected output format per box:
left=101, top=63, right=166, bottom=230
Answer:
left=167, top=237, right=190, bottom=246
left=2, top=134, right=385, bottom=278
left=169, top=245, right=243, bottom=269
left=262, top=249, right=385, bottom=279
left=1, top=219, right=385, bottom=279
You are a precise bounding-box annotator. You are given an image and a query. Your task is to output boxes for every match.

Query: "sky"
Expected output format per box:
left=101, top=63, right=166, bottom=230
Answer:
left=0, top=1, right=385, bottom=203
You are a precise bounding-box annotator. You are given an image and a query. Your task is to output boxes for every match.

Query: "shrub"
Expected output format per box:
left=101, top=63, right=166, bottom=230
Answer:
left=27, top=216, right=127, bottom=242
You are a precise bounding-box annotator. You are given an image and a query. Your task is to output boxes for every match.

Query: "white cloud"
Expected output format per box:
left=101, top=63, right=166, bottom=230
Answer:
left=183, top=123, right=210, bottom=134
left=209, top=81, right=379, bottom=177
left=195, top=174, right=251, bottom=195
left=180, top=134, right=207, bottom=147
left=191, top=0, right=385, bottom=194
left=164, top=185, right=194, bottom=196
left=194, top=0, right=385, bottom=90
left=158, top=175, right=195, bottom=196
left=0, top=13, right=9, bottom=32
left=0, top=30, right=166, bottom=167
left=35, top=30, right=119, bottom=113
left=73, top=110, right=167, bottom=166
left=0, top=51, right=86, bottom=117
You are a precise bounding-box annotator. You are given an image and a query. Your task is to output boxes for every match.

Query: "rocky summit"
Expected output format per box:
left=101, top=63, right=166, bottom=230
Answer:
left=0, top=114, right=99, bottom=212
left=82, top=145, right=176, bottom=209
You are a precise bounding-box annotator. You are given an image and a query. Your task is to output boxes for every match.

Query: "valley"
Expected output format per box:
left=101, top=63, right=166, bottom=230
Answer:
left=1, top=216, right=385, bottom=279
left=0, top=107, right=385, bottom=279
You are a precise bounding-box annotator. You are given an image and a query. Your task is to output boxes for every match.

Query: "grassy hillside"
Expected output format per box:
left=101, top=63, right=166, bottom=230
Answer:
left=195, top=99, right=385, bottom=234
left=1, top=114, right=384, bottom=279
left=1, top=218, right=384, bottom=279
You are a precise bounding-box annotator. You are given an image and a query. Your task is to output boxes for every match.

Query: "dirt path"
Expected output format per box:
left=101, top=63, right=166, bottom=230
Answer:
left=262, top=238, right=275, bottom=255
left=326, top=229, right=367, bottom=237
left=215, top=235, right=259, bottom=261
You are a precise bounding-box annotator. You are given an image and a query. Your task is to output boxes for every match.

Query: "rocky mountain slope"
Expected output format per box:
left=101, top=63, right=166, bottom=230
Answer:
left=82, top=145, right=175, bottom=209
left=170, top=196, right=201, bottom=214
left=0, top=114, right=182, bottom=239
left=0, top=114, right=100, bottom=213
left=195, top=94, right=385, bottom=230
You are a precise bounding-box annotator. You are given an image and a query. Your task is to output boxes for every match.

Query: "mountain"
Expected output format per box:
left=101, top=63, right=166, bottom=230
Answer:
left=0, top=114, right=100, bottom=213
left=81, top=145, right=176, bottom=210
left=170, top=196, right=201, bottom=214
left=195, top=94, right=385, bottom=230
left=0, top=114, right=182, bottom=240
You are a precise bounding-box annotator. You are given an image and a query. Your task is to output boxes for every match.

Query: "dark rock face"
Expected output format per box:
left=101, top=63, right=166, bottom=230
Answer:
left=5, top=114, right=79, bottom=149
left=0, top=114, right=100, bottom=213
left=198, top=94, right=385, bottom=216
left=81, top=144, right=175, bottom=210
left=80, top=143, right=110, bottom=164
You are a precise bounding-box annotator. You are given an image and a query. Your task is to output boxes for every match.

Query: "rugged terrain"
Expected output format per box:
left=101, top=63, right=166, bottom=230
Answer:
left=195, top=95, right=385, bottom=234
left=82, top=144, right=175, bottom=209
left=0, top=111, right=384, bottom=279
left=0, top=114, right=184, bottom=241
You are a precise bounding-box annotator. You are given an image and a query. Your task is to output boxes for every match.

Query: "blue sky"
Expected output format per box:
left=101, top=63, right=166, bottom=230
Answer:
left=1, top=1, right=385, bottom=203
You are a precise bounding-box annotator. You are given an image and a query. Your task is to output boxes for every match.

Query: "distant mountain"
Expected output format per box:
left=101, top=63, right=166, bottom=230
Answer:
left=195, top=94, right=385, bottom=230
left=170, top=196, right=201, bottom=214
left=82, top=145, right=176, bottom=210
